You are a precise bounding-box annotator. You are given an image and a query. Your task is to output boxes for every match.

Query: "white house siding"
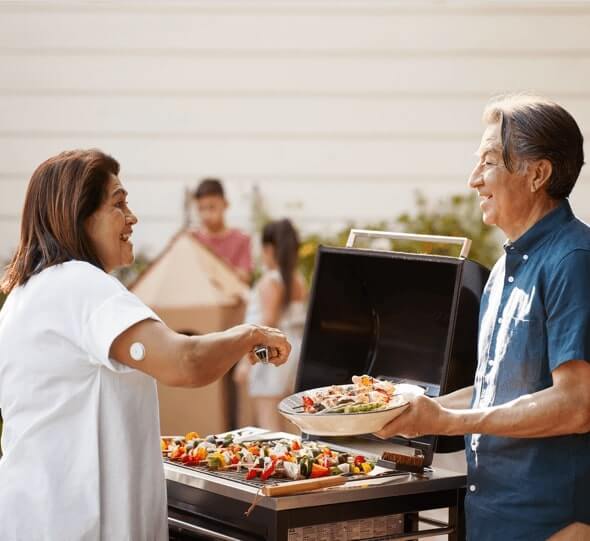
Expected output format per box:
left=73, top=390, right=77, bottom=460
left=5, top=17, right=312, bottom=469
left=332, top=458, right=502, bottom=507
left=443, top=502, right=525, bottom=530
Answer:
left=1, top=0, right=590, bottom=260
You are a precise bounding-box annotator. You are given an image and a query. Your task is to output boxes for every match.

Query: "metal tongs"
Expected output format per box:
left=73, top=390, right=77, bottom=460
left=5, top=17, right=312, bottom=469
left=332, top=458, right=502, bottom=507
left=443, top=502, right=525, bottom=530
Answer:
left=254, top=345, right=270, bottom=364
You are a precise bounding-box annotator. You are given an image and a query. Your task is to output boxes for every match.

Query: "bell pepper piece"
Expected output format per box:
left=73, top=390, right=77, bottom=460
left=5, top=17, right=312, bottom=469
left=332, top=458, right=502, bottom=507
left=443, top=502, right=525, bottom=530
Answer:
left=169, top=448, right=183, bottom=460
left=299, top=457, right=312, bottom=478
left=310, top=463, right=330, bottom=478
left=246, top=468, right=259, bottom=480
left=260, top=459, right=278, bottom=481
left=207, top=453, right=225, bottom=469
left=361, top=462, right=373, bottom=474
left=302, top=396, right=315, bottom=412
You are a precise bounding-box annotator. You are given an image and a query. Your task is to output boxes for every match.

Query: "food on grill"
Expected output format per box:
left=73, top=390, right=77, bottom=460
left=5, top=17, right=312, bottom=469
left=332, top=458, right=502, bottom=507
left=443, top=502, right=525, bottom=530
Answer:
left=161, top=433, right=375, bottom=481
left=300, top=374, right=398, bottom=414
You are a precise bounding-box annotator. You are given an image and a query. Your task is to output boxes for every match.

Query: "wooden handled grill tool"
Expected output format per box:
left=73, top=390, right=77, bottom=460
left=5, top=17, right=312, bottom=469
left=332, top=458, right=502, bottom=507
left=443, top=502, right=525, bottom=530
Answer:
left=378, top=449, right=426, bottom=475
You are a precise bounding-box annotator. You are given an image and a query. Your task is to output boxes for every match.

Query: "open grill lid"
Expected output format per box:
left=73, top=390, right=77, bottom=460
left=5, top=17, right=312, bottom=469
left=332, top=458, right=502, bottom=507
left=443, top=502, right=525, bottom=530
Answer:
left=295, top=231, right=490, bottom=458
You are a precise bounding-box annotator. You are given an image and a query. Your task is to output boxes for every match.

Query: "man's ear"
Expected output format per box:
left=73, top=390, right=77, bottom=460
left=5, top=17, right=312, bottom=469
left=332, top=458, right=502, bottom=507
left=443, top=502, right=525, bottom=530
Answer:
left=223, top=198, right=229, bottom=210
left=530, top=159, right=553, bottom=192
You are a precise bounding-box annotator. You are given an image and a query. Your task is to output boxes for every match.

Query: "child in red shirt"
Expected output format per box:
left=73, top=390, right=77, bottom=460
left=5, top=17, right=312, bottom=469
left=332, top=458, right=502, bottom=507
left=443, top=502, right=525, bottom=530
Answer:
left=192, top=178, right=253, bottom=284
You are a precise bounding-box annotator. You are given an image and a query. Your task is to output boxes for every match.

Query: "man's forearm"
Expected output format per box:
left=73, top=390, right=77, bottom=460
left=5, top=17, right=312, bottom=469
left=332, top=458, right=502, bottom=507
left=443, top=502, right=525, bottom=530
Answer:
left=441, top=384, right=590, bottom=438
left=434, top=386, right=473, bottom=409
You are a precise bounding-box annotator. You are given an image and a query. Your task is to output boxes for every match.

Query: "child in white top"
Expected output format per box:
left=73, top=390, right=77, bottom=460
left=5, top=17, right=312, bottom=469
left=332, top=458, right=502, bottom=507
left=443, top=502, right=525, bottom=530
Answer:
left=234, top=219, right=307, bottom=432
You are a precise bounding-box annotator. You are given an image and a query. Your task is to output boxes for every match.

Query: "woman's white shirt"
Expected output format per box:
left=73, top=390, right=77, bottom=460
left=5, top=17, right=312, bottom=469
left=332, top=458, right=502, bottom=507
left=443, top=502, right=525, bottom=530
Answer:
left=0, top=261, right=167, bottom=541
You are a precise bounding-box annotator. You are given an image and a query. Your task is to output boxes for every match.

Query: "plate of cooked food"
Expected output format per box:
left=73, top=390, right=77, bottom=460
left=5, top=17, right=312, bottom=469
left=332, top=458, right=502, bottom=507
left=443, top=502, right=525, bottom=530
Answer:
left=278, top=375, right=425, bottom=436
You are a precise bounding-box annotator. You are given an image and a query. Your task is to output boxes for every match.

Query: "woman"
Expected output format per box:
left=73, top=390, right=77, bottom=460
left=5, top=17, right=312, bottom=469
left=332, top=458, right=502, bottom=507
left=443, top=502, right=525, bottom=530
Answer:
left=0, top=150, right=290, bottom=540
left=235, top=219, right=307, bottom=432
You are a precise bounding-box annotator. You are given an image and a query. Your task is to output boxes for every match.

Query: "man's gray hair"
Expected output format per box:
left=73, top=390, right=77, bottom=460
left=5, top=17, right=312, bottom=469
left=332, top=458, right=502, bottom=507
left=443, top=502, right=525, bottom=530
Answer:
left=483, top=94, right=584, bottom=199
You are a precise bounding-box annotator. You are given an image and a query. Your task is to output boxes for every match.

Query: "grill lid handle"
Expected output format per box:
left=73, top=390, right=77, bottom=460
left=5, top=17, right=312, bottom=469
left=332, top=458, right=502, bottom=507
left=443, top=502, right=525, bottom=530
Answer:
left=345, top=230, right=472, bottom=259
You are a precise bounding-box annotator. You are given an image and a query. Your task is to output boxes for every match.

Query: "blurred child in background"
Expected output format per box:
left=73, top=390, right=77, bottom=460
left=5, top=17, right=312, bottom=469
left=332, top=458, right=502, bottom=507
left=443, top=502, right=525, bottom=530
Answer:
left=234, top=219, right=307, bottom=431
left=192, top=178, right=253, bottom=284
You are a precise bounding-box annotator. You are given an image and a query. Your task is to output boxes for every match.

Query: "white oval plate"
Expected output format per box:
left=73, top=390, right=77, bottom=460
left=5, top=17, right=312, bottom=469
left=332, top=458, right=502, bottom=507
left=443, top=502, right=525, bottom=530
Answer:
left=278, top=382, right=425, bottom=436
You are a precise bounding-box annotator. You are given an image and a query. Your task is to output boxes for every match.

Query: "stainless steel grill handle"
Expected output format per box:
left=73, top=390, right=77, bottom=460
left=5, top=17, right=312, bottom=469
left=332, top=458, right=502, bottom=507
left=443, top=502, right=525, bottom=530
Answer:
left=168, top=517, right=242, bottom=541
left=346, top=229, right=472, bottom=259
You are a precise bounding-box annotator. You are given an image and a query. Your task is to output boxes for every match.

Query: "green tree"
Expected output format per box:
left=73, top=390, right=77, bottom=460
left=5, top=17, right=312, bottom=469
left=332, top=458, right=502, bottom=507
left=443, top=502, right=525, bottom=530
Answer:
left=393, top=191, right=501, bottom=269
left=297, top=191, right=502, bottom=286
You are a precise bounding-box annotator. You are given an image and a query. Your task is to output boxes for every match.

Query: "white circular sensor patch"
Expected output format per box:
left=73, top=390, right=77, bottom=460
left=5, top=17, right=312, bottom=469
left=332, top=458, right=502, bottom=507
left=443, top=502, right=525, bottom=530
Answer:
left=130, top=342, right=146, bottom=361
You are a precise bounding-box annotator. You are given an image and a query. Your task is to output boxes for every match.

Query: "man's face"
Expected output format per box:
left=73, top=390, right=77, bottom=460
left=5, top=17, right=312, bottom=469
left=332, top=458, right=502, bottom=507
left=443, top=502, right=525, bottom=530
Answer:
left=195, top=194, right=227, bottom=232
left=468, top=122, right=536, bottom=238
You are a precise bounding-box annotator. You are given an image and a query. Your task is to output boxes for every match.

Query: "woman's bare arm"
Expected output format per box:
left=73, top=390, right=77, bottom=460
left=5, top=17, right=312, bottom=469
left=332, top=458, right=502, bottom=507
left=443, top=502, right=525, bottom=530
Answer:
left=110, top=320, right=291, bottom=388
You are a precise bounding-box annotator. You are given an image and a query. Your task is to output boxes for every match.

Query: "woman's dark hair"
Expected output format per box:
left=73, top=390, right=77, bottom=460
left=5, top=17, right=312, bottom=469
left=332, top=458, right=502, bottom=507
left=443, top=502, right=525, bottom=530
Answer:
left=1, top=149, right=119, bottom=294
left=193, top=178, right=225, bottom=199
left=262, top=219, right=300, bottom=308
left=484, top=95, right=584, bottom=199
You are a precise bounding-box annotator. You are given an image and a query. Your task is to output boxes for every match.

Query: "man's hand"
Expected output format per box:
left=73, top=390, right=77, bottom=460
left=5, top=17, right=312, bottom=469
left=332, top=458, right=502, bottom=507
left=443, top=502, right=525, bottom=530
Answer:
left=547, top=522, right=590, bottom=541
left=375, top=360, right=590, bottom=440
left=374, top=394, right=449, bottom=439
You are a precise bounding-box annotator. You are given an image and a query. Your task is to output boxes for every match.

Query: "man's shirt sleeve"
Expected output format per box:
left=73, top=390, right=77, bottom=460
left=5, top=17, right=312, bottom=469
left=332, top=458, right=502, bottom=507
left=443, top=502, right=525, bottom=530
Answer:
left=545, top=249, right=590, bottom=371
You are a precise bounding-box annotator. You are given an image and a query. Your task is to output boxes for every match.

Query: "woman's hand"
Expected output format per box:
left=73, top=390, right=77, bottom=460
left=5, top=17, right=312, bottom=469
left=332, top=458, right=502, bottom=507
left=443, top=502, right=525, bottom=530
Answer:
left=244, top=324, right=291, bottom=366
left=374, top=394, right=447, bottom=439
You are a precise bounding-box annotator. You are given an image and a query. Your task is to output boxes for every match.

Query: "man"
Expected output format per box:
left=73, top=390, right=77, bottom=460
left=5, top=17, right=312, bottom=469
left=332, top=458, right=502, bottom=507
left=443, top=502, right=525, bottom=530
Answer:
left=192, top=178, right=253, bottom=284
left=377, top=95, right=590, bottom=540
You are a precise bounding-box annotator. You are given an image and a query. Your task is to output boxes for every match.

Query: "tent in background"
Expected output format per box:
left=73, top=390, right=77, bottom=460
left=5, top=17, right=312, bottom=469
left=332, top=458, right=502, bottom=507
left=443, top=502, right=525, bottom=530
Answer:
left=131, top=229, right=249, bottom=436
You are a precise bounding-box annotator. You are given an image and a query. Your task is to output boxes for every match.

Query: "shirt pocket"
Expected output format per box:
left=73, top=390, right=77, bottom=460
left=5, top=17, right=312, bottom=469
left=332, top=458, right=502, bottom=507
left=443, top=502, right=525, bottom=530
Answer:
left=495, top=316, right=548, bottom=399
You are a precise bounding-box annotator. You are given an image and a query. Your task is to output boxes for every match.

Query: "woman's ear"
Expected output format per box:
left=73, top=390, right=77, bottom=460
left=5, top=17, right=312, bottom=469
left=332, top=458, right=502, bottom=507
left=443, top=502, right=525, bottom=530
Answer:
left=530, top=159, right=553, bottom=192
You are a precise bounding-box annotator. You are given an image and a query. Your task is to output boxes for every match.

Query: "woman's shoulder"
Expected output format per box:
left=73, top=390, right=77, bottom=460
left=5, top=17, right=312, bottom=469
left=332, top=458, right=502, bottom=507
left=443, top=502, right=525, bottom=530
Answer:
left=40, top=260, right=126, bottom=298
left=53, top=260, right=118, bottom=281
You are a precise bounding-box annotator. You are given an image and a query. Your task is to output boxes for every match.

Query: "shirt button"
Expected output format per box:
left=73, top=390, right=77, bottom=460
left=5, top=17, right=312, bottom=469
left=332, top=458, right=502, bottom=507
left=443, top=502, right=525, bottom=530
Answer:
left=498, top=317, right=503, bottom=324
left=508, top=276, right=514, bottom=283
left=523, top=254, right=529, bottom=261
left=469, top=484, right=477, bottom=493
left=488, top=359, right=494, bottom=367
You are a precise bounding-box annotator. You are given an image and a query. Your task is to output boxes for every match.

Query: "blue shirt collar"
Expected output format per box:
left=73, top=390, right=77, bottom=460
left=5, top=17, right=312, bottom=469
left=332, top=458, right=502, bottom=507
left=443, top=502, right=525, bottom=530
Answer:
left=504, top=199, right=574, bottom=255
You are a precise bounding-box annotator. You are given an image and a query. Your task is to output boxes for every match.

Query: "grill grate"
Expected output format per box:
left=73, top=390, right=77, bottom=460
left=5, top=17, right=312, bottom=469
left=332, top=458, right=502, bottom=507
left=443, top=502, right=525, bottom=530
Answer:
left=164, top=458, right=294, bottom=490
left=163, top=438, right=309, bottom=490
left=163, top=437, right=380, bottom=490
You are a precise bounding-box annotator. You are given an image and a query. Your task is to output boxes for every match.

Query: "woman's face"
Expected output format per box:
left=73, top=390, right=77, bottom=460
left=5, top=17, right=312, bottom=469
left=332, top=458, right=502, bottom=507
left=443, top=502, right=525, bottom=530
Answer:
left=84, top=174, right=138, bottom=273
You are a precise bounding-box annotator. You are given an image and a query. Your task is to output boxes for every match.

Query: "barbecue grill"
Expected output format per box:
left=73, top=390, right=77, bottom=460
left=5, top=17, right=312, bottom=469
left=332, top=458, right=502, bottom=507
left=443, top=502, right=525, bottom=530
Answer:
left=296, top=231, right=489, bottom=459
left=166, top=430, right=467, bottom=540
left=165, top=231, right=489, bottom=540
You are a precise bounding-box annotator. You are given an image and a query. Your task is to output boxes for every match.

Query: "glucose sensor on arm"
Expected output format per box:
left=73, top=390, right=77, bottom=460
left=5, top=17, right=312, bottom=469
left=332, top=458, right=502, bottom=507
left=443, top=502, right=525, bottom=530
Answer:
left=130, top=342, right=146, bottom=361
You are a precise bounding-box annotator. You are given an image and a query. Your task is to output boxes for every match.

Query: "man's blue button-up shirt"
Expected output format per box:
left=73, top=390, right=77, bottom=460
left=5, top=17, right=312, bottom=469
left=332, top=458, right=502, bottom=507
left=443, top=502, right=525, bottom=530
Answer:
left=465, top=200, right=590, bottom=540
